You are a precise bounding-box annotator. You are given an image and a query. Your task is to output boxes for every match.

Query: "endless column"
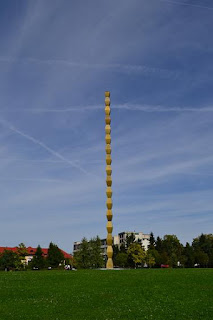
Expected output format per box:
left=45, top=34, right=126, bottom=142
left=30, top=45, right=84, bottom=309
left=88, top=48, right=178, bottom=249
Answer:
left=105, top=91, right=113, bottom=269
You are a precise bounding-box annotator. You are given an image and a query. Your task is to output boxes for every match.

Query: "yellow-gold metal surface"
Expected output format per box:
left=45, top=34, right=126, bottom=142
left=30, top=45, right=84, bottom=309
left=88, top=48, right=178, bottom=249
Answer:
left=105, top=91, right=113, bottom=269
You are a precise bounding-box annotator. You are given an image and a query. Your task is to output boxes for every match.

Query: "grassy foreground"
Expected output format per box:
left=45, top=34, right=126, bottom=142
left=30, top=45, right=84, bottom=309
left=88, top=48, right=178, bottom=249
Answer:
left=0, top=269, right=212, bottom=320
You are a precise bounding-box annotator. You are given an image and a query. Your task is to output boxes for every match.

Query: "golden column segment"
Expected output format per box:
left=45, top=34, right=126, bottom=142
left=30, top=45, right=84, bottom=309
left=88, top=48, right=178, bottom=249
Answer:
left=105, top=91, right=113, bottom=269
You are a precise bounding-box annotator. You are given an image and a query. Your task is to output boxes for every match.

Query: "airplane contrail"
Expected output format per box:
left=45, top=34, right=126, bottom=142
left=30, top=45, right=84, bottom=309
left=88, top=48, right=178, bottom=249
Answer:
left=0, top=56, right=180, bottom=79
left=114, top=104, right=213, bottom=112
left=160, top=0, right=213, bottom=10
left=1, top=104, right=213, bottom=113
left=0, top=177, right=74, bottom=184
left=0, top=118, right=88, bottom=175
left=0, top=158, right=67, bottom=163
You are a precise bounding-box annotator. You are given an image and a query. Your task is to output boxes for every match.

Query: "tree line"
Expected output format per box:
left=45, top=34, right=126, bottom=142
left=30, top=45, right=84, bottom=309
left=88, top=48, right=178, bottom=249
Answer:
left=74, top=233, right=213, bottom=268
left=74, top=236, right=104, bottom=269
left=0, top=242, right=68, bottom=271
left=114, top=233, right=213, bottom=268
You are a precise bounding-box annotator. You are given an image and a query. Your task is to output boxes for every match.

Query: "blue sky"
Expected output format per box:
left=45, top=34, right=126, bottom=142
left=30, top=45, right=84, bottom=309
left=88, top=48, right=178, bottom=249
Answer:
left=0, top=0, right=213, bottom=253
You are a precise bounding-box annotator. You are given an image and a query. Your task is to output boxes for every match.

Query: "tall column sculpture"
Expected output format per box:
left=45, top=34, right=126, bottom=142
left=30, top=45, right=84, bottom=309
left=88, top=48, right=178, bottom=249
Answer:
left=105, top=91, right=113, bottom=269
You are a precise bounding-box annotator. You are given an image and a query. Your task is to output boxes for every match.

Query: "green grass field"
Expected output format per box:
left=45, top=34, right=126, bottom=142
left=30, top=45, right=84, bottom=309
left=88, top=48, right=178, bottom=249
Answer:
left=0, top=269, right=212, bottom=320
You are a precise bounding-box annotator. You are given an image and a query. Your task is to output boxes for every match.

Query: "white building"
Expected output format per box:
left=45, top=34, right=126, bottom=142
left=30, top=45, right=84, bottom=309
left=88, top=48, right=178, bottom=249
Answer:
left=73, top=231, right=150, bottom=258
left=117, top=231, right=150, bottom=251
left=73, top=241, right=81, bottom=254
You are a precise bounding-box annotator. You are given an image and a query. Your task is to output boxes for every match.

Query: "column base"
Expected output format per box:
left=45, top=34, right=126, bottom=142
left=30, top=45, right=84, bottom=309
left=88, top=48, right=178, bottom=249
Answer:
left=106, top=258, right=113, bottom=269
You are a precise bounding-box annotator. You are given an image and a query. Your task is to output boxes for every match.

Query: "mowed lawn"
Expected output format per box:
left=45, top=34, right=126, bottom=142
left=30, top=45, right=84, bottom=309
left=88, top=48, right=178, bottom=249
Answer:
left=0, top=269, right=212, bottom=320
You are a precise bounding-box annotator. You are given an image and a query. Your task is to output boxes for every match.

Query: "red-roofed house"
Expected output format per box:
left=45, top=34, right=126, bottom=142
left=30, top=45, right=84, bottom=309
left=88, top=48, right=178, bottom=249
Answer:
left=0, top=246, right=72, bottom=265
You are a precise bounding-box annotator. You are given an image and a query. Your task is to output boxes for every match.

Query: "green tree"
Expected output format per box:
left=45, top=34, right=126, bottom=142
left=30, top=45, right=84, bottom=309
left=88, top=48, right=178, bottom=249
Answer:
left=148, top=248, right=161, bottom=267
left=194, top=250, right=209, bottom=267
left=193, top=234, right=213, bottom=255
left=74, top=236, right=104, bottom=269
left=184, top=242, right=195, bottom=268
left=0, top=250, right=19, bottom=270
left=149, top=232, right=155, bottom=250
left=89, top=236, right=104, bottom=268
left=168, top=252, right=178, bottom=267
left=155, top=236, right=163, bottom=253
left=17, top=243, right=28, bottom=269
left=161, top=235, right=183, bottom=267
left=145, top=252, right=155, bottom=268
left=125, top=233, right=136, bottom=249
left=160, top=251, right=169, bottom=265
left=74, top=238, right=90, bottom=269
left=119, top=243, right=126, bottom=253
left=192, top=234, right=213, bottom=267
left=115, top=252, right=128, bottom=268
left=47, top=242, right=64, bottom=268
left=112, top=244, right=119, bottom=262
left=31, top=245, right=45, bottom=269
left=127, top=243, right=146, bottom=268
